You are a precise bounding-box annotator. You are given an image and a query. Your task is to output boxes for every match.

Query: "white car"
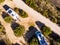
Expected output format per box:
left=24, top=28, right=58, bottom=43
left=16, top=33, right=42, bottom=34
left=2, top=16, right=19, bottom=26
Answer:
left=3, top=4, right=20, bottom=21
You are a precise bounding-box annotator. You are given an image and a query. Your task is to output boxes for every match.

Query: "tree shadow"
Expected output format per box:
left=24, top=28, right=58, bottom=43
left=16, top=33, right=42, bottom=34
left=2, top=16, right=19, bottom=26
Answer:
left=2, top=11, right=9, bottom=18
left=18, top=9, right=22, bottom=13
left=22, top=0, right=26, bottom=3
left=35, top=21, right=45, bottom=30
left=0, top=39, right=6, bottom=45
left=11, top=22, right=20, bottom=30
left=56, top=7, right=60, bottom=11
left=23, top=26, right=38, bottom=42
left=57, top=17, right=60, bottom=26
left=49, top=39, right=58, bottom=45
left=49, top=32, right=60, bottom=41
left=48, top=31, right=60, bottom=45
left=12, top=43, right=20, bottom=45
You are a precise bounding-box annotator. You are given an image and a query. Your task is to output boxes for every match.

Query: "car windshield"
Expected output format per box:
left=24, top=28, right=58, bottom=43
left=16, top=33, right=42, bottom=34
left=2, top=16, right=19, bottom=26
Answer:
left=39, top=34, right=41, bottom=37
left=8, top=10, right=12, bottom=13
left=41, top=39, right=45, bottom=44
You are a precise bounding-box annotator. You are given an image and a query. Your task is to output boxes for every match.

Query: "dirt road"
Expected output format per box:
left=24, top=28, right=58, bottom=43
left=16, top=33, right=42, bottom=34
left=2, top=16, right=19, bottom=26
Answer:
left=13, top=0, right=60, bottom=36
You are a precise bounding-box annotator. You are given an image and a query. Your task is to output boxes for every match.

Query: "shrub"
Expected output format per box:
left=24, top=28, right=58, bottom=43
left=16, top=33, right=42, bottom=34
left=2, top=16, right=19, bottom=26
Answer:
left=0, top=0, right=5, bottom=4
left=4, top=16, right=12, bottom=23
left=29, top=37, right=39, bottom=45
left=19, top=9, right=28, bottom=18
left=14, top=7, right=28, bottom=18
left=0, top=23, right=5, bottom=35
left=43, top=10, right=49, bottom=18
left=0, top=25, right=4, bottom=32
left=51, top=17, right=57, bottom=23
left=14, top=8, right=19, bottom=14
left=42, top=26, right=52, bottom=36
left=14, top=25, right=25, bottom=36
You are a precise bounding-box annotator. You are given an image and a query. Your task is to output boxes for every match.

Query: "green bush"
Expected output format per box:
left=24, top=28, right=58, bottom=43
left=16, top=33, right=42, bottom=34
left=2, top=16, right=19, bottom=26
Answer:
left=14, top=25, right=25, bottom=36
left=0, top=25, right=4, bottom=32
left=0, top=0, right=5, bottom=3
left=19, top=9, right=28, bottom=18
left=43, top=10, right=49, bottom=18
left=4, top=16, right=12, bottom=23
left=14, top=8, right=19, bottom=14
left=25, top=0, right=38, bottom=9
left=29, top=37, right=39, bottom=45
left=0, top=23, right=5, bottom=35
left=57, top=39, right=60, bottom=43
left=51, top=17, right=57, bottom=23
left=42, top=26, right=52, bottom=36
left=14, top=7, right=28, bottom=18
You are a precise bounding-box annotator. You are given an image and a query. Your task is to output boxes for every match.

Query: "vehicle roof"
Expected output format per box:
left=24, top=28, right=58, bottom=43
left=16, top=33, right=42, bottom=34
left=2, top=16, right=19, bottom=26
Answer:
left=3, top=5, right=10, bottom=10
left=35, top=31, right=41, bottom=34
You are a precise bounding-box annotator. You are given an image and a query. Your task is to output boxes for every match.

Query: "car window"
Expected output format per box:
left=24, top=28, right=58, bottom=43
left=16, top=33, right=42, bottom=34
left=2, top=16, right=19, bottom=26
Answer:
left=12, top=14, right=14, bottom=16
left=8, top=10, right=12, bottom=13
left=41, top=39, right=45, bottom=44
left=39, top=34, right=41, bottom=37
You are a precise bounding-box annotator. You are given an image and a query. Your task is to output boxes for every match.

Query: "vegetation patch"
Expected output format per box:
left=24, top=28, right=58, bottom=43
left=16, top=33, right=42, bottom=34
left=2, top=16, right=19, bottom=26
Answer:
left=0, top=23, right=4, bottom=32
left=29, top=37, right=39, bottom=45
left=23, top=0, right=59, bottom=25
left=4, top=16, right=12, bottom=23
left=0, top=0, right=5, bottom=4
left=0, top=22, right=5, bottom=35
left=41, top=26, right=52, bottom=36
left=14, top=7, right=28, bottom=18
left=2, top=12, right=13, bottom=23
left=14, top=25, right=25, bottom=36
left=11, top=23, right=25, bottom=36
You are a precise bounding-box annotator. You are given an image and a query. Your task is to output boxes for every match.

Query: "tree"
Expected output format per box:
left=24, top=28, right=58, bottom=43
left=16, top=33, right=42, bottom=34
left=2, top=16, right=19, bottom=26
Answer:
left=43, top=10, right=49, bottom=18
left=4, top=16, right=12, bottom=23
left=29, top=37, right=39, bottom=45
left=0, top=0, right=5, bottom=4
left=14, top=7, right=28, bottom=18
left=19, top=9, right=28, bottom=18
left=14, top=25, right=25, bottom=36
left=0, top=23, right=5, bottom=35
left=51, top=16, right=57, bottom=23
left=14, top=7, right=19, bottom=14
left=0, top=25, right=4, bottom=32
left=57, top=39, right=60, bottom=43
left=42, top=26, right=52, bottom=36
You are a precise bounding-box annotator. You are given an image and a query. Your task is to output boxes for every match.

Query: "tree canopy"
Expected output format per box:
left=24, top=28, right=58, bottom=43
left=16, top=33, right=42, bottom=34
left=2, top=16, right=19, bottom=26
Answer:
left=14, top=25, right=25, bottom=36
left=0, top=0, right=5, bottom=4
left=29, top=37, right=39, bottom=45
left=4, top=16, right=12, bottom=23
left=14, top=7, right=28, bottom=18
left=42, top=26, right=52, bottom=36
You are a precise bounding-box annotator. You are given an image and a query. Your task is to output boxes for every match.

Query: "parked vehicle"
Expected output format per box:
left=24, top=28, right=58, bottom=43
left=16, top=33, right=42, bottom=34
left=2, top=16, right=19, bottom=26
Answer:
left=3, top=4, right=20, bottom=21
left=35, top=31, right=48, bottom=45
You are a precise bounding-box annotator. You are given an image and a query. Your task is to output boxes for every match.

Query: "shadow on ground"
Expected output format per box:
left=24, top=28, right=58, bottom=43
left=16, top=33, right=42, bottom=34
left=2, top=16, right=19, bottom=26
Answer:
left=11, top=22, right=19, bottom=30
left=23, top=26, right=38, bottom=42
left=0, top=39, right=6, bottom=45
left=35, top=21, right=45, bottom=29
left=2, top=11, right=9, bottom=18
left=12, top=43, right=20, bottom=45
left=48, top=31, right=60, bottom=45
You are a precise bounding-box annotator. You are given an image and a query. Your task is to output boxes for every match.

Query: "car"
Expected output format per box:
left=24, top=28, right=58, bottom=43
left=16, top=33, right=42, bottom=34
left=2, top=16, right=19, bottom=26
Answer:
left=35, top=31, right=48, bottom=45
left=3, top=4, right=20, bottom=21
